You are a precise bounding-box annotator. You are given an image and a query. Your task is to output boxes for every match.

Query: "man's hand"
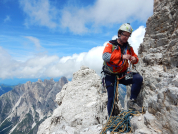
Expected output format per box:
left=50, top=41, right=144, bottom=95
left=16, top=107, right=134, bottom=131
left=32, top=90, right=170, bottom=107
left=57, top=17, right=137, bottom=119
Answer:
left=130, top=56, right=137, bottom=63
left=123, top=54, right=131, bottom=60
left=123, top=55, right=137, bottom=63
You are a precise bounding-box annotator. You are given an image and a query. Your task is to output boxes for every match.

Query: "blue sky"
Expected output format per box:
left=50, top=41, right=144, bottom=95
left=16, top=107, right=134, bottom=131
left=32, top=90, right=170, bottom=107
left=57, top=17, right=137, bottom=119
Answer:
left=0, top=0, right=153, bottom=84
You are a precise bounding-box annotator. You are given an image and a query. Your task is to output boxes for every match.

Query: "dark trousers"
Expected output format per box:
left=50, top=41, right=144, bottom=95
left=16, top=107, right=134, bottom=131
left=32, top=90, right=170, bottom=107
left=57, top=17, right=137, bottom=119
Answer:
left=105, top=73, right=143, bottom=116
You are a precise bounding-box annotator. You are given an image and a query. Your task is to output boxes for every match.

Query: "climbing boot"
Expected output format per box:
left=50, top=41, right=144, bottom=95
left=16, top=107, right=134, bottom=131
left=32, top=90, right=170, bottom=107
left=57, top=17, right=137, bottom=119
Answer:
left=127, top=99, right=143, bottom=112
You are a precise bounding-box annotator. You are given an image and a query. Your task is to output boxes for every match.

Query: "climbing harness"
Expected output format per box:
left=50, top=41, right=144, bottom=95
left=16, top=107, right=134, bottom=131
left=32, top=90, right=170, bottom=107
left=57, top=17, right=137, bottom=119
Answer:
left=100, top=75, right=144, bottom=134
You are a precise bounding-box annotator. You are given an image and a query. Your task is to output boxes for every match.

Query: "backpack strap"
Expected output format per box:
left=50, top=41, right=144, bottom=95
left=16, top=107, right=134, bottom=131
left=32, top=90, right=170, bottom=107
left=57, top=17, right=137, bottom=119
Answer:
left=110, top=41, right=132, bottom=54
left=111, top=44, right=118, bottom=52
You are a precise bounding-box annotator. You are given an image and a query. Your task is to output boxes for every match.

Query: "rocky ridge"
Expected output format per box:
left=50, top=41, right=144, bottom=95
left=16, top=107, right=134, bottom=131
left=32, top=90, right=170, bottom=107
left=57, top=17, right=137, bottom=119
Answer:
left=124, top=0, right=178, bottom=133
left=0, top=77, right=68, bottom=134
left=37, top=66, right=111, bottom=134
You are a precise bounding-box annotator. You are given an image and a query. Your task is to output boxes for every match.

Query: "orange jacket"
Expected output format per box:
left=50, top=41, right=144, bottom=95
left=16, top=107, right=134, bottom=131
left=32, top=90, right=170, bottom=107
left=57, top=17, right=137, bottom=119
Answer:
left=102, top=41, right=138, bottom=74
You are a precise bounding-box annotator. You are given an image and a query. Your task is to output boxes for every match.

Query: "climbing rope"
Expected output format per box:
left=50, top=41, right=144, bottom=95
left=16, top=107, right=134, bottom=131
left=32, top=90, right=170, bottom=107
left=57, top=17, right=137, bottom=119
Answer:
left=100, top=110, right=143, bottom=134
left=100, top=74, right=144, bottom=134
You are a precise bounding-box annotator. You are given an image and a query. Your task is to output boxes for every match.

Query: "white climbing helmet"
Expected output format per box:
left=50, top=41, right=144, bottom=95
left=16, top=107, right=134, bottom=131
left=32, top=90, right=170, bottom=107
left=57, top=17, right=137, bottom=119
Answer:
left=118, top=23, right=133, bottom=34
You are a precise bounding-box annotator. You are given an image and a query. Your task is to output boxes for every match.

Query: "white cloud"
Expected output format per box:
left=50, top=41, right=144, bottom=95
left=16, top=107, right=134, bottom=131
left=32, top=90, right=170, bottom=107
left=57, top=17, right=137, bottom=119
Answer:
left=24, top=36, right=42, bottom=50
left=0, top=44, right=104, bottom=79
left=128, top=26, right=145, bottom=54
left=19, top=0, right=58, bottom=28
left=0, top=47, right=19, bottom=79
left=60, top=0, right=153, bottom=34
left=112, top=35, right=118, bottom=40
left=4, top=15, right=10, bottom=22
left=44, top=46, right=104, bottom=78
left=18, top=55, right=59, bottom=78
left=19, top=0, right=153, bottom=34
left=0, top=47, right=60, bottom=79
left=0, top=26, right=145, bottom=79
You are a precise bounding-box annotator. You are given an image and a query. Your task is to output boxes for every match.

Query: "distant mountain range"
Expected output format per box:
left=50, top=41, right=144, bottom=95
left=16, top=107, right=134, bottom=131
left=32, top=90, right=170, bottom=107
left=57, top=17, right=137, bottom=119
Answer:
left=0, top=77, right=70, bottom=86
left=0, top=77, right=68, bottom=134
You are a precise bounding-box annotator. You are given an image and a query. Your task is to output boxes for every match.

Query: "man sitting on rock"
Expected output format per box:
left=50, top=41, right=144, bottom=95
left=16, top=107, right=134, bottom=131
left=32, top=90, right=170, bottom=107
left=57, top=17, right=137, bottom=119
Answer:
left=102, top=23, right=143, bottom=116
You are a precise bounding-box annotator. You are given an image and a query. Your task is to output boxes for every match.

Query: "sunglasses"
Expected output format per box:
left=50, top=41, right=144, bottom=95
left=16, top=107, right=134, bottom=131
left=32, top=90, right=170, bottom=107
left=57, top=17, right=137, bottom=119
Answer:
left=121, top=33, right=130, bottom=38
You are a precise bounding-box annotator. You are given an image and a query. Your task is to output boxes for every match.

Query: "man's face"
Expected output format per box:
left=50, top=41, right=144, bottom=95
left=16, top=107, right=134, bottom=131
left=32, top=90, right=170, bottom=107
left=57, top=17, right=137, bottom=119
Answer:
left=119, top=32, right=131, bottom=43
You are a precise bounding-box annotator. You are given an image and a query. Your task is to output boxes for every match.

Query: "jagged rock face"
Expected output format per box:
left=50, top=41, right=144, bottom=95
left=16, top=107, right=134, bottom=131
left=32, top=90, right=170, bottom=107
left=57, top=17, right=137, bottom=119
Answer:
left=37, top=66, right=109, bottom=134
left=126, top=0, right=178, bottom=133
left=59, top=77, right=68, bottom=87
left=0, top=77, right=68, bottom=134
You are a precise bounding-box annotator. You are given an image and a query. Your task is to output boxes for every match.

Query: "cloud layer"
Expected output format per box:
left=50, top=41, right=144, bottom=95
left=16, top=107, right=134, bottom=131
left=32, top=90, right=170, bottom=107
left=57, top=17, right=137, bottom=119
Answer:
left=19, top=0, right=153, bottom=34
left=19, top=0, right=58, bottom=28
left=128, top=26, right=145, bottom=54
left=24, top=36, right=42, bottom=50
left=60, top=0, right=152, bottom=34
left=0, top=26, right=145, bottom=79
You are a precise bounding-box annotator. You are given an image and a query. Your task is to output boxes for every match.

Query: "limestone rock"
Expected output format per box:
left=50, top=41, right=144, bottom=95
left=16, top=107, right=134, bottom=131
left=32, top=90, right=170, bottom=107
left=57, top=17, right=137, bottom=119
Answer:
left=125, top=0, right=178, bottom=133
left=37, top=67, right=113, bottom=134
